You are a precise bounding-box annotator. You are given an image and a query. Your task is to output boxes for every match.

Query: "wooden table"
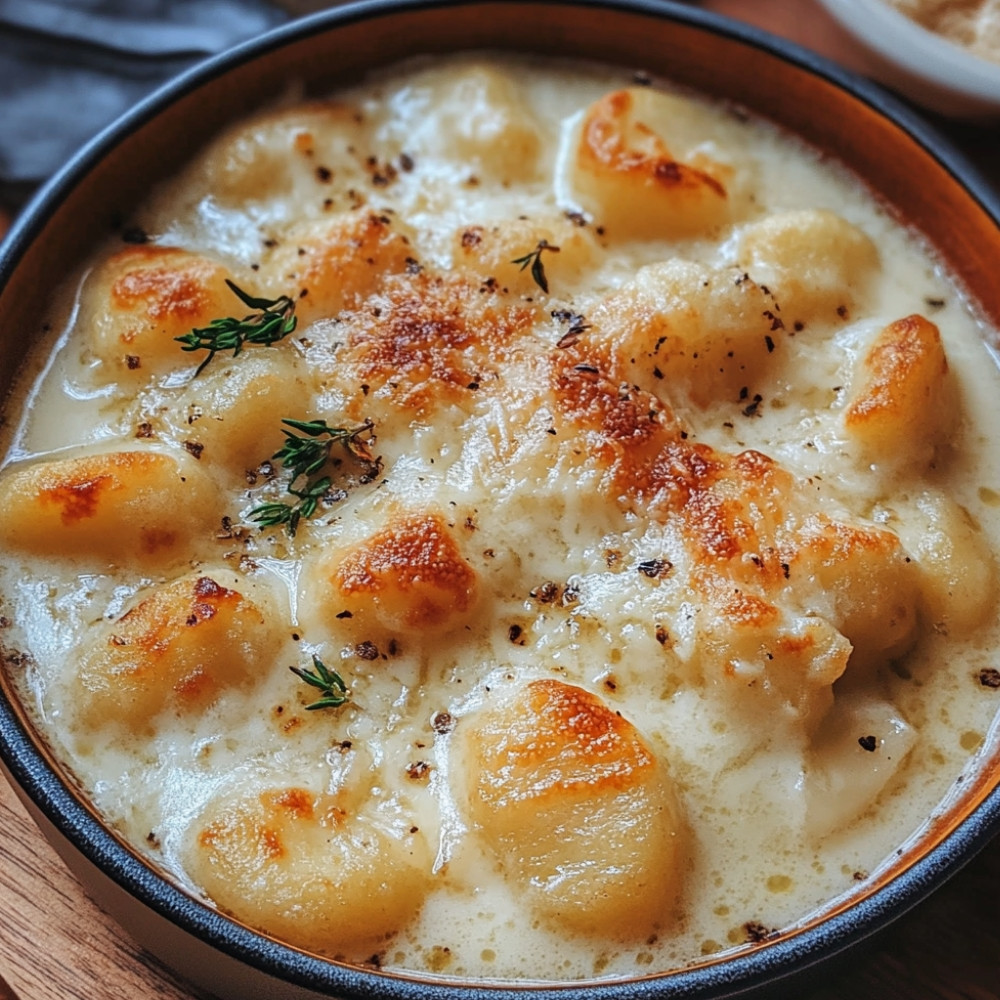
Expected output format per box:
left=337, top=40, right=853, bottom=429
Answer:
left=3, top=2, right=1000, bottom=998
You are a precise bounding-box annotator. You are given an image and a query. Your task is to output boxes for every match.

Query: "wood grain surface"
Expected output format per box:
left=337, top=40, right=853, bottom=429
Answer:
left=2, top=3, right=1000, bottom=999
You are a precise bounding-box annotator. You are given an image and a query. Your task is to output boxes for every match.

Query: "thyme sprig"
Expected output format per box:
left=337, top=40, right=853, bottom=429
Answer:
left=249, top=418, right=376, bottom=536
left=290, top=654, right=349, bottom=710
left=273, top=418, right=376, bottom=480
left=176, top=280, right=297, bottom=375
left=511, top=240, right=560, bottom=294
left=250, top=476, right=333, bottom=536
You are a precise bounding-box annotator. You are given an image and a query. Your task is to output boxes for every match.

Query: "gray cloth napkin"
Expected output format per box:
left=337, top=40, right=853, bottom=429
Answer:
left=0, top=0, right=289, bottom=208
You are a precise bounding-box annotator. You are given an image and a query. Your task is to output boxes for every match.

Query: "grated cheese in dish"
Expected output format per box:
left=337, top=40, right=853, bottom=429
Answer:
left=888, top=0, right=1000, bottom=64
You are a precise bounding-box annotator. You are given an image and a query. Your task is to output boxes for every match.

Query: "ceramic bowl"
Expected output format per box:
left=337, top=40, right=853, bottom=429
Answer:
left=817, top=0, right=1000, bottom=119
left=2, top=2, right=1000, bottom=999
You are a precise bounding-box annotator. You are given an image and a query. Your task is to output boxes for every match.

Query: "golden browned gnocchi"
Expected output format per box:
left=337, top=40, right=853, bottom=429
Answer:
left=82, top=246, right=240, bottom=378
left=567, top=88, right=732, bottom=239
left=695, top=596, right=852, bottom=724
left=2, top=54, right=999, bottom=984
left=788, top=513, right=921, bottom=672
left=458, top=680, right=684, bottom=936
left=186, top=786, right=431, bottom=954
left=311, top=511, right=479, bottom=634
left=843, top=314, right=951, bottom=461
left=259, top=209, right=417, bottom=324
left=74, top=570, right=280, bottom=734
left=0, top=449, right=219, bottom=567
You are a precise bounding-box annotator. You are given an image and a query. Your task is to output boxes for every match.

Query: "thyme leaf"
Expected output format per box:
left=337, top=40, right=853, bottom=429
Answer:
left=249, top=476, right=333, bottom=537
left=249, top=419, right=376, bottom=536
left=290, top=654, right=350, bottom=710
left=274, top=418, right=376, bottom=480
left=175, top=279, right=297, bottom=375
left=511, top=240, right=560, bottom=294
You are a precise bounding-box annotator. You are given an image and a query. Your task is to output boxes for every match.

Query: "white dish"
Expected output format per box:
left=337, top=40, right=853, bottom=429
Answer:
left=817, top=0, right=1000, bottom=119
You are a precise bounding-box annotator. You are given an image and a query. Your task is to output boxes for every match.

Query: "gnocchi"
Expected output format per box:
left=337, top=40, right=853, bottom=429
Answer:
left=458, top=680, right=684, bottom=936
left=82, top=246, right=240, bottom=379
left=259, top=209, right=417, bottom=325
left=589, top=259, right=782, bottom=406
left=0, top=449, right=219, bottom=568
left=738, top=209, right=880, bottom=328
left=843, top=314, right=951, bottom=463
left=311, top=511, right=479, bottom=635
left=567, top=88, right=733, bottom=239
left=186, top=786, right=431, bottom=954
left=191, top=101, right=370, bottom=207
left=74, top=570, right=280, bottom=734
left=163, top=350, right=317, bottom=477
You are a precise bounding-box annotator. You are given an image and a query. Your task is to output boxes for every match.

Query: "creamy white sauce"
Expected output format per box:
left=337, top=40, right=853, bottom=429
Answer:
left=2, top=54, right=1000, bottom=983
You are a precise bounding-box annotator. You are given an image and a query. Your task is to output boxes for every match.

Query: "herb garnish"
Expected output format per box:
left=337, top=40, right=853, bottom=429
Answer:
left=250, top=476, right=334, bottom=536
left=249, top=418, right=376, bottom=536
left=511, top=240, right=560, bottom=294
left=273, top=417, right=376, bottom=478
left=551, top=308, right=592, bottom=348
left=175, top=280, right=297, bottom=375
left=290, top=655, right=349, bottom=710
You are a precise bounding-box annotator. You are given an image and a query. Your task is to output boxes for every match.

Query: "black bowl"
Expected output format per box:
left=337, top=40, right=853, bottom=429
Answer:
left=2, top=2, right=1000, bottom=998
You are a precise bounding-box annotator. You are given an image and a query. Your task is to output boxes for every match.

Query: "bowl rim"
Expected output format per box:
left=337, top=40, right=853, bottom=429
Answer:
left=2, top=0, right=1000, bottom=997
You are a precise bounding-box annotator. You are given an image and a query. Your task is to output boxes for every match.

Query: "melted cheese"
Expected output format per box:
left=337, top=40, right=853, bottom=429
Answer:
left=2, top=54, right=1000, bottom=983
